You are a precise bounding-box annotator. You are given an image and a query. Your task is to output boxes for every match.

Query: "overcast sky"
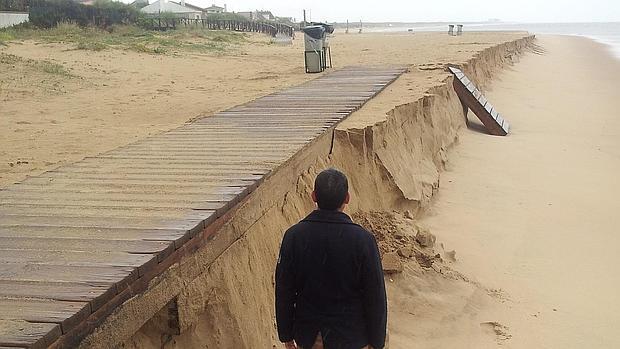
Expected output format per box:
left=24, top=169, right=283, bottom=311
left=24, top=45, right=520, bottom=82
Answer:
left=168, top=0, right=620, bottom=23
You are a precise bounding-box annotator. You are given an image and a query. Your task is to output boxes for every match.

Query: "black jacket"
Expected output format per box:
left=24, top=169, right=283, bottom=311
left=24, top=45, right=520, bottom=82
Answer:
left=275, top=210, right=387, bottom=349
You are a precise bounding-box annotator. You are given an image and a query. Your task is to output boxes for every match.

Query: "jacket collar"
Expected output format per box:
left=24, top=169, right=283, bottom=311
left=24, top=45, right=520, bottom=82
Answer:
left=301, top=209, right=355, bottom=225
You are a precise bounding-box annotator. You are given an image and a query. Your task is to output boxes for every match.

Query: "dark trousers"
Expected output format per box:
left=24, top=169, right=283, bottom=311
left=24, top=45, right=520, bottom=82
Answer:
left=302, top=333, right=371, bottom=349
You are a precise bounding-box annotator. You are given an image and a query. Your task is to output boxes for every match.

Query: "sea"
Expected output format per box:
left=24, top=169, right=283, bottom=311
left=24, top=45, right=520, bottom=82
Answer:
left=363, top=22, right=620, bottom=59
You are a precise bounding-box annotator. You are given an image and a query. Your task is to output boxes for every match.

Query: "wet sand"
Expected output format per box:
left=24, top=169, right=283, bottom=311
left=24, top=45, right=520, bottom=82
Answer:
left=421, top=35, right=620, bottom=347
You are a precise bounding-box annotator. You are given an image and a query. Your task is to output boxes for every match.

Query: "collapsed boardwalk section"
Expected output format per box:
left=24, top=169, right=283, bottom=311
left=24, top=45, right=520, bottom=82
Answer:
left=0, top=66, right=406, bottom=349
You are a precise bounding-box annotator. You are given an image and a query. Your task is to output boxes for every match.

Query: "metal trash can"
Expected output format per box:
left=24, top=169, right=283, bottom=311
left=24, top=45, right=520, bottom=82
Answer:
left=311, top=22, right=334, bottom=69
left=302, top=25, right=325, bottom=73
left=448, top=24, right=455, bottom=35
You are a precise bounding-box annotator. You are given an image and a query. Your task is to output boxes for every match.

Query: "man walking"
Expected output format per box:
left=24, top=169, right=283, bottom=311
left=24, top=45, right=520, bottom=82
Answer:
left=275, top=168, right=387, bottom=349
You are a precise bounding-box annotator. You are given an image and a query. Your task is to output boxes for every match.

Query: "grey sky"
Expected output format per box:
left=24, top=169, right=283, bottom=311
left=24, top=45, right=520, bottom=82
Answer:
left=164, top=0, right=620, bottom=23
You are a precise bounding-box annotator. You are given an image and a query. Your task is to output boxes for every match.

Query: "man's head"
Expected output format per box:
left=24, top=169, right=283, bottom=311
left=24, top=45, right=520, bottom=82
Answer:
left=311, top=168, right=350, bottom=211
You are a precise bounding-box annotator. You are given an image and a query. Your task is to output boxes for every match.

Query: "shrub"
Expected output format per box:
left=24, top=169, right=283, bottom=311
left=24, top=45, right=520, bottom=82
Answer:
left=28, top=0, right=139, bottom=29
left=0, top=0, right=28, bottom=12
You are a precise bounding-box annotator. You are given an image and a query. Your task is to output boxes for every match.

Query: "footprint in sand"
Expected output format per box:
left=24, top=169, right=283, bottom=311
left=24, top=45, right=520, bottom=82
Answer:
left=480, top=321, right=512, bottom=343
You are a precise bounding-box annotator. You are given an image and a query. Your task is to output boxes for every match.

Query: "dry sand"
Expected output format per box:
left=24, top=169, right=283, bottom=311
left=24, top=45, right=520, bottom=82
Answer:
left=0, top=31, right=524, bottom=188
left=412, top=35, right=620, bottom=348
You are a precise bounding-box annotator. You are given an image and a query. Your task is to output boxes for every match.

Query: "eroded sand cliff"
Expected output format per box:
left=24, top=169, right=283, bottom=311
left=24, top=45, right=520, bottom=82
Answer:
left=77, top=34, right=534, bottom=349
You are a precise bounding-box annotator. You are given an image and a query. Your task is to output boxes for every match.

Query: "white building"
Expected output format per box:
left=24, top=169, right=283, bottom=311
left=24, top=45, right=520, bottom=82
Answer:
left=204, top=4, right=225, bottom=14
left=237, top=10, right=276, bottom=21
left=140, top=0, right=203, bottom=19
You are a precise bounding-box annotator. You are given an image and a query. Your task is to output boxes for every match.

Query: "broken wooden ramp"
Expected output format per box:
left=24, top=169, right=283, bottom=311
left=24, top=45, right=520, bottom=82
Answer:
left=0, top=66, right=406, bottom=349
left=448, top=66, right=510, bottom=136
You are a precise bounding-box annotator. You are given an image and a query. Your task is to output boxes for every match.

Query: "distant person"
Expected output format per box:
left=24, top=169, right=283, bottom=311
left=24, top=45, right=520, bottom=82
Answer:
left=275, top=168, right=387, bottom=349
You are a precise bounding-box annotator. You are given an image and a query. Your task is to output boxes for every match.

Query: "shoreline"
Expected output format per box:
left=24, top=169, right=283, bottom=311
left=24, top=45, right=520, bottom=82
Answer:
left=419, top=34, right=620, bottom=347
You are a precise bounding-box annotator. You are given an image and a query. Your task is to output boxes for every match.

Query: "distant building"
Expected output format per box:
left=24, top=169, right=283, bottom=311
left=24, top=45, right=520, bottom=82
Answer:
left=237, top=11, right=254, bottom=20
left=276, top=16, right=294, bottom=24
left=130, top=0, right=149, bottom=9
left=237, top=10, right=277, bottom=21
left=254, top=10, right=275, bottom=21
left=204, top=4, right=225, bottom=14
left=140, top=0, right=203, bottom=19
left=170, top=1, right=204, bottom=13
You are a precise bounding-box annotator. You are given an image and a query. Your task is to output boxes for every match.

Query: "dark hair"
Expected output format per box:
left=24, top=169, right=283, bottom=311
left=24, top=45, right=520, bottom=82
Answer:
left=314, top=168, right=349, bottom=210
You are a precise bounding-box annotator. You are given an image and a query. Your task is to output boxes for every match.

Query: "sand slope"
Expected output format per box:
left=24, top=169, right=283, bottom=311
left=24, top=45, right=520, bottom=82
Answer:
left=420, top=35, right=620, bottom=347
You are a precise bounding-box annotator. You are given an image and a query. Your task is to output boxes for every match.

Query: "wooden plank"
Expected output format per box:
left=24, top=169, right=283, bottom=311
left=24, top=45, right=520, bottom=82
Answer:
left=0, top=215, right=204, bottom=232
left=0, top=236, right=171, bottom=255
left=0, top=281, right=114, bottom=311
left=0, top=320, right=61, bottom=349
left=9, top=181, right=253, bottom=191
left=40, top=172, right=264, bottom=182
left=0, top=264, right=136, bottom=293
left=465, top=82, right=475, bottom=93
left=0, top=198, right=228, bottom=211
left=0, top=249, right=155, bottom=268
left=0, top=226, right=190, bottom=249
left=485, top=102, right=494, bottom=114
left=0, top=198, right=226, bottom=212
left=6, top=186, right=246, bottom=198
left=0, top=206, right=209, bottom=220
left=0, top=226, right=186, bottom=239
left=1, top=189, right=240, bottom=203
left=50, top=166, right=271, bottom=175
left=0, top=298, right=90, bottom=334
left=502, top=120, right=510, bottom=133
left=449, top=67, right=509, bottom=136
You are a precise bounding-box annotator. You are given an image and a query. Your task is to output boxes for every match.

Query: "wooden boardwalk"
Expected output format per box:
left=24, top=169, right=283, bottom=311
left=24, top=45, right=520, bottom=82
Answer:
left=449, top=66, right=510, bottom=136
left=0, top=66, right=406, bottom=348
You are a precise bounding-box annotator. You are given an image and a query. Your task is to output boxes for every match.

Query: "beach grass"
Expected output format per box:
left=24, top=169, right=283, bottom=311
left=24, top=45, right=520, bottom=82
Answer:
left=0, top=52, right=73, bottom=77
left=0, top=23, right=248, bottom=55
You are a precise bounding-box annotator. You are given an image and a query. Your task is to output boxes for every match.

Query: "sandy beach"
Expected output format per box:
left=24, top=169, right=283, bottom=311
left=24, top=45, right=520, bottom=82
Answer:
left=2, top=25, right=618, bottom=348
left=416, top=35, right=620, bottom=347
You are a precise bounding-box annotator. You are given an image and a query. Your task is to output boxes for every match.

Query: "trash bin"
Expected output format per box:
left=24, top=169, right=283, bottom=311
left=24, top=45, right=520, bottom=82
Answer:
left=311, top=22, right=334, bottom=34
left=310, top=22, right=334, bottom=69
left=302, top=25, right=326, bottom=73
left=448, top=24, right=455, bottom=35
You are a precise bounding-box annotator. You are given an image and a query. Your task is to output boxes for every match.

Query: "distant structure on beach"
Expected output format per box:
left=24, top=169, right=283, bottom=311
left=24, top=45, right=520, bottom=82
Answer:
left=448, top=24, right=463, bottom=36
